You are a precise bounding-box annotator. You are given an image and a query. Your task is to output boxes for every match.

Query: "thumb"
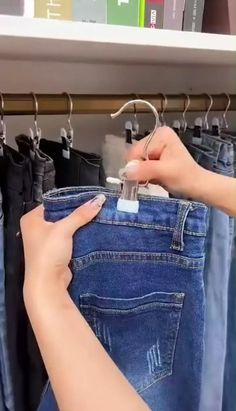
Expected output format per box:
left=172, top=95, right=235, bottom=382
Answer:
left=121, top=160, right=166, bottom=184
left=57, top=194, right=106, bottom=235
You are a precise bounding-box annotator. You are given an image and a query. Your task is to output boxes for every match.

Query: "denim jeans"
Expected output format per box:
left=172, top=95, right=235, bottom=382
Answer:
left=0, top=144, right=46, bottom=411
left=0, top=189, right=14, bottom=411
left=38, top=187, right=208, bottom=411
left=223, top=139, right=236, bottom=411
left=185, top=133, right=234, bottom=411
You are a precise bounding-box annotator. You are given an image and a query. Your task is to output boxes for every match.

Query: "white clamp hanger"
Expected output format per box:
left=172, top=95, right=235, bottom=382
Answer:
left=110, top=99, right=160, bottom=214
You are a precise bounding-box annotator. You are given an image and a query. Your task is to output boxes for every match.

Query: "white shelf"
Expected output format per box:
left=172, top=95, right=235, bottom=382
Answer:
left=0, top=15, right=235, bottom=65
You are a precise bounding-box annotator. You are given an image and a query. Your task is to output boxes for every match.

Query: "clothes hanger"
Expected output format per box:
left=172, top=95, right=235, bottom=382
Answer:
left=132, top=97, right=140, bottom=137
left=61, top=92, right=74, bottom=159
left=110, top=98, right=160, bottom=213
left=181, top=94, right=190, bottom=133
left=160, top=93, right=167, bottom=126
left=0, top=93, right=6, bottom=157
left=203, top=93, right=213, bottom=131
left=221, top=93, right=231, bottom=130
left=28, top=92, right=42, bottom=157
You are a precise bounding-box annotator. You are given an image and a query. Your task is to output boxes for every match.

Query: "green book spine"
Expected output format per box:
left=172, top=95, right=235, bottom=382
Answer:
left=107, top=0, right=140, bottom=27
left=34, top=0, right=72, bottom=20
left=139, top=0, right=145, bottom=26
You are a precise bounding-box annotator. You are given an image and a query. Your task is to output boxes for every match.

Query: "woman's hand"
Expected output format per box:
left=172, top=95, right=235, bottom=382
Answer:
left=124, top=126, right=203, bottom=197
left=125, top=127, right=236, bottom=217
left=21, top=194, right=106, bottom=300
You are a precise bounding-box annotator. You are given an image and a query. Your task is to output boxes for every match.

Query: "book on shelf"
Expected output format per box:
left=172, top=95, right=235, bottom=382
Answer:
left=107, top=0, right=140, bottom=27
left=202, top=0, right=236, bottom=35
left=163, top=0, right=185, bottom=30
left=73, top=0, right=107, bottom=24
left=139, top=0, right=146, bottom=27
left=183, top=0, right=205, bottom=32
left=144, top=0, right=165, bottom=29
left=34, top=0, right=72, bottom=21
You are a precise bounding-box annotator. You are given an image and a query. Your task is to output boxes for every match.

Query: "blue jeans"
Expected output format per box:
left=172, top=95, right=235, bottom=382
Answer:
left=0, top=190, right=14, bottom=411
left=223, top=140, right=236, bottom=411
left=185, top=133, right=234, bottom=411
left=38, top=187, right=208, bottom=411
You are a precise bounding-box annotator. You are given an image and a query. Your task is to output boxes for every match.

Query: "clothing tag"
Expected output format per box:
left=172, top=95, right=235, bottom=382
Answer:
left=138, top=184, right=169, bottom=198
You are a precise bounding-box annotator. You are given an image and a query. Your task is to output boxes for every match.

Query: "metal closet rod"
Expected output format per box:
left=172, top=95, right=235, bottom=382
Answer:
left=1, top=93, right=235, bottom=115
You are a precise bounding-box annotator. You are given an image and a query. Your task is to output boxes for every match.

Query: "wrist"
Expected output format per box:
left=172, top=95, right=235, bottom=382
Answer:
left=24, top=275, right=69, bottom=313
left=184, top=164, right=208, bottom=200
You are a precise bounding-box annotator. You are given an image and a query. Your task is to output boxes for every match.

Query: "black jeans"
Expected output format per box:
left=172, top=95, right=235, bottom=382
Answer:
left=40, top=139, right=105, bottom=188
left=0, top=141, right=53, bottom=411
left=16, top=135, right=55, bottom=203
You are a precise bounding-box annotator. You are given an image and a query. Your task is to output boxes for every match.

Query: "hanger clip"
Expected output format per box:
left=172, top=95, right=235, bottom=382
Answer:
left=61, top=127, right=73, bottom=160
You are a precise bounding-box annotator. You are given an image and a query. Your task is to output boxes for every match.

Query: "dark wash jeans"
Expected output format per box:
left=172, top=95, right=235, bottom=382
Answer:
left=38, top=187, right=208, bottom=411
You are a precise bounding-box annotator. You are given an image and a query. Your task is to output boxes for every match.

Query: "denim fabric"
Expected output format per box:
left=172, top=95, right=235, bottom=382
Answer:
left=38, top=187, right=208, bottom=411
left=185, top=133, right=234, bottom=411
left=40, top=139, right=105, bottom=188
left=16, top=135, right=55, bottom=203
left=0, top=189, right=14, bottom=411
left=0, top=144, right=46, bottom=411
left=223, top=139, right=236, bottom=411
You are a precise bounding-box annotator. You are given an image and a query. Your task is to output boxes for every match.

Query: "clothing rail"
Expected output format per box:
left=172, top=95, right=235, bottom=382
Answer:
left=1, top=93, right=235, bottom=116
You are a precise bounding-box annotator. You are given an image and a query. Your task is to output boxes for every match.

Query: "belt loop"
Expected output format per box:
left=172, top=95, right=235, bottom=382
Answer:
left=171, top=201, right=192, bottom=252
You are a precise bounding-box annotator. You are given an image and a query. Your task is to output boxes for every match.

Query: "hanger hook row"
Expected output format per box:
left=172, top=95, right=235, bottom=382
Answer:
left=111, top=98, right=160, bottom=160
left=63, top=92, right=73, bottom=130
left=222, top=93, right=231, bottom=129
left=203, top=93, right=213, bottom=130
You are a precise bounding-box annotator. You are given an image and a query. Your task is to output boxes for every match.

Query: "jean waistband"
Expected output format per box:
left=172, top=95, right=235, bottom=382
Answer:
left=43, top=187, right=208, bottom=238
left=201, top=133, right=234, bottom=165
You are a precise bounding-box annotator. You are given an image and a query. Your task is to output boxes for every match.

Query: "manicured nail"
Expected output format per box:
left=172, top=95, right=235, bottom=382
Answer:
left=119, top=160, right=140, bottom=179
left=90, top=194, right=106, bottom=208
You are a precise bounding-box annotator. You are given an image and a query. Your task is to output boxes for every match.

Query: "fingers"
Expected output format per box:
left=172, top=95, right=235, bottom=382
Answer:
left=121, top=160, right=164, bottom=183
left=127, top=126, right=176, bottom=162
left=20, top=205, right=45, bottom=231
left=58, top=194, right=106, bottom=235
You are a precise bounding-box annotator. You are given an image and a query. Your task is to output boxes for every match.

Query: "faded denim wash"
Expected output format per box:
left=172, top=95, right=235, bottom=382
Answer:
left=183, top=132, right=234, bottom=411
left=38, top=187, right=208, bottom=411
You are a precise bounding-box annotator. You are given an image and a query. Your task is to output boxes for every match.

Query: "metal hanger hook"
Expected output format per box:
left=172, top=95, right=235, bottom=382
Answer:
left=31, top=92, right=40, bottom=135
left=63, top=92, right=73, bottom=131
left=160, top=93, right=168, bottom=125
left=204, top=93, right=213, bottom=130
left=0, top=92, right=5, bottom=129
left=111, top=99, right=160, bottom=160
left=0, top=93, right=6, bottom=140
left=182, top=94, right=190, bottom=132
left=222, top=93, right=231, bottom=129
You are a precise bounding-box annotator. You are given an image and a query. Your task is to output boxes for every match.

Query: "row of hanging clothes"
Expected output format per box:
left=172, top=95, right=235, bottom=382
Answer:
left=0, top=92, right=235, bottom=411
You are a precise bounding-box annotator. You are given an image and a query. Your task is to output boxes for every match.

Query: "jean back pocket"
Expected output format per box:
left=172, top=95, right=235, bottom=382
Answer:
left=80, top=291, right=185, bottom=393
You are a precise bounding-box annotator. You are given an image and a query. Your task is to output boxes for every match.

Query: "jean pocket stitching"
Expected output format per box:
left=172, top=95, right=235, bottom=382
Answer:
left=80, top=292, right=184, bottom=394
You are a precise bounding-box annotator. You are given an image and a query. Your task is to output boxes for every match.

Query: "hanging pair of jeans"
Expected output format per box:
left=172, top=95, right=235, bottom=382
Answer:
left=38, top=187, right=208, bottom=411
left=16, top=135, right=55, bottom=204
left=0, top=188, right=14, bottom=411
left=0, top=140, right=53, bottom=411
left=40, top=139, right=105, bottom=188
left=0, top=145, right=32, bottom=411
left=222, top=133, right=236, bottom=411
left=182, top=132, right=234, bottom=411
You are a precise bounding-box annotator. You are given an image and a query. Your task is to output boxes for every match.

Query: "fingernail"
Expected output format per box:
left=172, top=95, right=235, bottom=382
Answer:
left=90, top=194, right=106, bottom=208
left=119, top=160, right=140, bottom=179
